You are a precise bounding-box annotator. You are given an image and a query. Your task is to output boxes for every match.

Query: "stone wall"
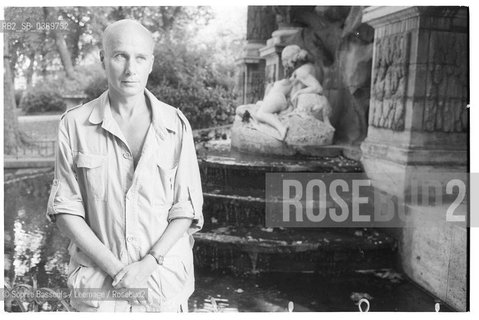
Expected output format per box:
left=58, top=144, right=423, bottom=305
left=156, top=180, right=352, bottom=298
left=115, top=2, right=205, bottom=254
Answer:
left=361, top=6, right=468, bottom=311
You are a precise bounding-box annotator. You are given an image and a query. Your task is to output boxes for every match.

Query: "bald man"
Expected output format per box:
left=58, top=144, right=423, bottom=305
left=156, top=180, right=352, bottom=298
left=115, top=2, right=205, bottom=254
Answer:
left=46, top=19, right=204, bottom=312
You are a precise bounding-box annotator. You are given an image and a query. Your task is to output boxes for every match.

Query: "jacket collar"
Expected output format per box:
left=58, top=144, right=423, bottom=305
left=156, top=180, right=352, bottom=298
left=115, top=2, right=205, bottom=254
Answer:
left=88, top=89, right=177, bottom=139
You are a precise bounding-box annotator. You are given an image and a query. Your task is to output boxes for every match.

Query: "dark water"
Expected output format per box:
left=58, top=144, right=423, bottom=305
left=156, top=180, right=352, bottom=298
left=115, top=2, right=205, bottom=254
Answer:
left=4, top=171, right=453, bottom=312
left=4, top=171, right=70, bottom=290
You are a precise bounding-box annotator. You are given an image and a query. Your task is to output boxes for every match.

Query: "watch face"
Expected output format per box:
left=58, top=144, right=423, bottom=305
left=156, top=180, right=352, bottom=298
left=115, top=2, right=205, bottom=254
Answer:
left=158, top=255, right=164, bottom=264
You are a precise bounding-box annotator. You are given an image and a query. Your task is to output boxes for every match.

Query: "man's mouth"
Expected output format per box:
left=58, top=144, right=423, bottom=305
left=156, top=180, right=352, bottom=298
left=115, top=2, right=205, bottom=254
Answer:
left=121, top=80, right=139, bottom=85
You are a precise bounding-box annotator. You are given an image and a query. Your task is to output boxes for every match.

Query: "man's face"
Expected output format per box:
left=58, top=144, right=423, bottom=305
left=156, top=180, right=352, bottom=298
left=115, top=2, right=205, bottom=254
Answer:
left=101, top=28, right=154, bottom=98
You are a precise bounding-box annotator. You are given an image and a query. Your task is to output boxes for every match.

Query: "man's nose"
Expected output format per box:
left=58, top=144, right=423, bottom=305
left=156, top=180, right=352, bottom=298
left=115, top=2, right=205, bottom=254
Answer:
left=124, top=58, right=137, bottom=76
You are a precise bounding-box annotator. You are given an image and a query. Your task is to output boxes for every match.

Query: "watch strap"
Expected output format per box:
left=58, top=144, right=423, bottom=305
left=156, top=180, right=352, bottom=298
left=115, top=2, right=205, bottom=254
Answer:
left=149, top=250, right=164, bottom=265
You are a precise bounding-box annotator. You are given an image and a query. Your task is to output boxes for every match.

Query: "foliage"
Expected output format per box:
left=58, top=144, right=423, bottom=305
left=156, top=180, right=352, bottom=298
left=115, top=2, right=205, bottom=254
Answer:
left=19, top=88, right=66, bottom=115
left=21, top=64, right=105, bottom=100
left=107, top=6, right=213, bottom=42
left=147, top=41, right=236, bottom=129
left=84, top=76, right=108, bottom=101
left=18, top=64, right=104, bottom=114
left=15, top=90, right=24, bottom=107
left=46, top=64, right=105, bottom=96
left=149, top=84, right=235, bottom=130
left=6, top=6, right=213, bottom=81
left=57, top=7, right=111, bottom=64
left=5, top=7, right=111, bottom=78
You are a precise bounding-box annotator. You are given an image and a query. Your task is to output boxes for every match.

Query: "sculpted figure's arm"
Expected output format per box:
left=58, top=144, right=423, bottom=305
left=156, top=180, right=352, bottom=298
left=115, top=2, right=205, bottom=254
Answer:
left=291, top=65, right=324, bottom=102
left=46, top=118, right=124, bottom=279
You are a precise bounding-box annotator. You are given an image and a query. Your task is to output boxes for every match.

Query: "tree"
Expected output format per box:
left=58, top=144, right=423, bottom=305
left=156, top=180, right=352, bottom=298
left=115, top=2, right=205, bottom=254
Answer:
left=43, top=7, right=75, bottom=79
left=57, top=7, right=111, bottom=64
left=5, top=7, right=47, bottom=88
left=4, top=32, right=26, bottom=155
left=108, top=6, right=213, bottom=42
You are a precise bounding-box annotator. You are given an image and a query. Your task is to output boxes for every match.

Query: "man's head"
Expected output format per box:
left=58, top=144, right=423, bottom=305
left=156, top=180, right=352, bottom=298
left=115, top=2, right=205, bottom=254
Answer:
left=100, top=19, right=155, bottom=98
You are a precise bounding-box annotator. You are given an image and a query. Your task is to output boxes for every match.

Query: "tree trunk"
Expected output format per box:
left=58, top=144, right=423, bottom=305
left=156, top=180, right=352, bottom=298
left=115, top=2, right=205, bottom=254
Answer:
left=18, top=50, right=36, bottom=108
left=54, top=31, right=75, bottom=78
left=25, top=51, right=36, bottom=88
left=9, top=47, right=17, bottom=89
left=4, top=32, right=23, bottom=155
left=43, top=7, right=75, bottom=79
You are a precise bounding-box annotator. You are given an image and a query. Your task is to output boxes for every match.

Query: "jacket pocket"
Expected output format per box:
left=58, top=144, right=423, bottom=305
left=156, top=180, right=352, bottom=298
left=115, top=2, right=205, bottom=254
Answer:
left=76, top=152, right=107, bottom=201
left=155, top=162, right=178, bottom=206
left=155, top=256, right=190, bottom=301
left=67, top=263, right=102, bottom=309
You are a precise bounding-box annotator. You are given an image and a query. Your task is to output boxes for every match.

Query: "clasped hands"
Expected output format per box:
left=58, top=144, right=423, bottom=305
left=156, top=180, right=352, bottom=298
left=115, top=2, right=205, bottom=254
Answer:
left=111, top=255, right=158, bottom=306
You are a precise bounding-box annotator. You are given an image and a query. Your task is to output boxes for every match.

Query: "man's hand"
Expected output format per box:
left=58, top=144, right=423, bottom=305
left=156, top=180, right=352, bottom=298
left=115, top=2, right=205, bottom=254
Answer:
left=56, top=214, right=125, bottom=278
left=112, top=255, right=158, bottom=305
left=112, top=254, right=157, bottom=288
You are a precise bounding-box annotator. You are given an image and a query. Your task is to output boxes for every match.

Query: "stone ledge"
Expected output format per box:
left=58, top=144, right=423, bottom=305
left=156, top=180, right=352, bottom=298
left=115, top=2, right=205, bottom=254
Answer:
left=361, top=140, right=467, bottom=166
left=4, top=158, right=55, bottom=169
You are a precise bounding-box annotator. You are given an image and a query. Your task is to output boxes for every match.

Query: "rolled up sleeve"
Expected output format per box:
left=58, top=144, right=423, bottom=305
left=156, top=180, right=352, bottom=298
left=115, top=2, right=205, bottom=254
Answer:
left=167, top=111, right=204, bottom=234
left=46, top=117, right=85, bottom=223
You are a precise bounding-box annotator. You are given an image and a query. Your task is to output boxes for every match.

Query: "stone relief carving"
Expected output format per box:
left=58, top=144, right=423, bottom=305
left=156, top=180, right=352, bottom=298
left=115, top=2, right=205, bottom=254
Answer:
left=370, top=33, right=410, bottom=131
left=423, top=32, right=468, bottom=133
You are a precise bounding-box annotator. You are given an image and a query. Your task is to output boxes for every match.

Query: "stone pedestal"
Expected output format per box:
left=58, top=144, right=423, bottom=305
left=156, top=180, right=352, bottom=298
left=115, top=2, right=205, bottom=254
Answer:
left=361, top=6, right=468, bottom=311
left=235, top=42, right=266, bottom=105
left=235, top=6, right=278, bottom=105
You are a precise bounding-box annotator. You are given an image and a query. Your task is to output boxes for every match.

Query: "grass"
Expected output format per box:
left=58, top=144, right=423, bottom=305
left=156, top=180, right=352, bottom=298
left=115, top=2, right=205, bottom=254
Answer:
left=19, top=118, right=60, bottom=141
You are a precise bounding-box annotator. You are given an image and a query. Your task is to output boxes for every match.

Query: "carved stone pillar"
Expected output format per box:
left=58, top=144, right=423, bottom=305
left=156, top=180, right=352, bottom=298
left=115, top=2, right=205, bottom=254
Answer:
left=235, top=6, right=276, bottom=104
left=361, top=6, right=468, bottom=311
left=235, top=44, right=266, bottom=105
left=361, top=6, right=468, bottom=193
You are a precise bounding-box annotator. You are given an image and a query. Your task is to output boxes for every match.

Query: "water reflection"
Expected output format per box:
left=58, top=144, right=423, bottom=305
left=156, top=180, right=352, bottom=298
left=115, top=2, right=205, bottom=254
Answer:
left=4, top=172, right=70, bottom=290
left=13, top=217, right=43, bottom=277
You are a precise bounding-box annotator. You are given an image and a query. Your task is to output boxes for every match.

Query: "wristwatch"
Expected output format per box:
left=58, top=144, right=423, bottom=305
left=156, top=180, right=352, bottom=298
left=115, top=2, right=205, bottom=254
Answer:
left=148, top=250, right=164, bottom=265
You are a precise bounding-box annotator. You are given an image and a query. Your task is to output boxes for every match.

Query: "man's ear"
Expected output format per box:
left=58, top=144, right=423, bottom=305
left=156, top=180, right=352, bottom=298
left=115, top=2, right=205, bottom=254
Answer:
left=100, top=50, right=105, bottom=69
left=149, top=54, right=154, bottom=73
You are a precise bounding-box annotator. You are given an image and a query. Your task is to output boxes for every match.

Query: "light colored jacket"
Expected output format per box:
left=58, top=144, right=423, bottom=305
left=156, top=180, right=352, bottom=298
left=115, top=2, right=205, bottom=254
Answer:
left=46, top=89, right=204, bottom=311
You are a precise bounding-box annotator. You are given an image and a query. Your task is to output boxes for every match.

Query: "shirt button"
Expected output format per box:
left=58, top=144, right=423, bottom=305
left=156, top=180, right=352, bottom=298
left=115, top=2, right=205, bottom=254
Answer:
left=126, top=236, right=134, bottom=242
left=123, top=152, right=131, bottom=159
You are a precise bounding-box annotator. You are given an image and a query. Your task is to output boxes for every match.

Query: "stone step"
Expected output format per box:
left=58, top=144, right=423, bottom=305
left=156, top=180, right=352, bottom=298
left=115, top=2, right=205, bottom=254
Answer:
left=202, top=187, right=372, bottom=230
left=193, top=226, right=397, bottom=275
left=199, top=152, right=363, bottom=191
left=203, top=191, right=265, bottom=229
